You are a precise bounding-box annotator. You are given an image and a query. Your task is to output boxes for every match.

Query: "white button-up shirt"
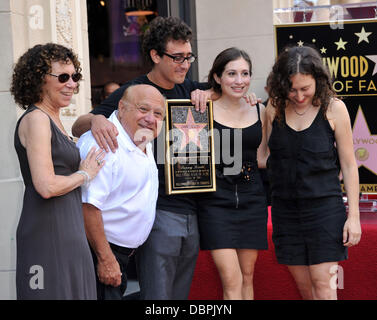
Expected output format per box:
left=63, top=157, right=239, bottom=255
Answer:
left=77, top=111, right=158, bottom=248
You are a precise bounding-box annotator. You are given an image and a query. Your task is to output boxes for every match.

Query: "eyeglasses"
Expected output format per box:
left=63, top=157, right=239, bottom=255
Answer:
left=162, top=52, right=196, bottom=64
left=47, top=72, right=82, bottom=83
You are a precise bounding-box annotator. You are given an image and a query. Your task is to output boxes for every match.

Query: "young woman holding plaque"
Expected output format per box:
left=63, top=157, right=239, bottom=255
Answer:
left=196, top=47, right=269, bottom=300
left=265, top=45, right=361, bottom=300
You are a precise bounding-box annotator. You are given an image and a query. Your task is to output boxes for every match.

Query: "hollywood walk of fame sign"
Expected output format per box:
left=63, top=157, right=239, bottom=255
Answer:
left=275, top=19, right=377, bottom=194
left=164, top=99, right=216, bottom=194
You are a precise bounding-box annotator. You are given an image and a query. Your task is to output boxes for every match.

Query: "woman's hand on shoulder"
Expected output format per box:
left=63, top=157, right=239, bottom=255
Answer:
left=79, top=146, right=106, bottom=180
left=243, top=92, right=262, bottom=106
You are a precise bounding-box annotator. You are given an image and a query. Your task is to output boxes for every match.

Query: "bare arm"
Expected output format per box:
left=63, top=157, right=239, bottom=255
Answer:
left=257, top=103, right=269, bottom=168
left=72, top=113, right=96, bottom=138
left=82, top=203, right=121, bottom=287
left=19, top=110, right=105, bottom=199
left=329, top=99, right=361, bottom=247
left=264, top=100, right=275, bottom=143
left=257, top=101, right=275, bottom=169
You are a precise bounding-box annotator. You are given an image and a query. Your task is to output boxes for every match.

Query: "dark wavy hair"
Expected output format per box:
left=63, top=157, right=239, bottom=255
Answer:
left=266, top=45, right=334, bottom=123
left=10, top=43, right=81, bottom=109
left=208, top=47, right=252, bottom=95
left=142, top=16, right=192, bottom=65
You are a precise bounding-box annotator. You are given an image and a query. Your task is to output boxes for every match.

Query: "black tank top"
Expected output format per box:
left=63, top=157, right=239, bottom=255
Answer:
left=267, top=109, right=342, bottom=199
left=215, top=104, right=262, bottom=182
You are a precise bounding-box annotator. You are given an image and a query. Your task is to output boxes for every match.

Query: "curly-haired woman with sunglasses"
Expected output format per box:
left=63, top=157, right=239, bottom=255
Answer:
left=11, top=43, right=105, bottom=299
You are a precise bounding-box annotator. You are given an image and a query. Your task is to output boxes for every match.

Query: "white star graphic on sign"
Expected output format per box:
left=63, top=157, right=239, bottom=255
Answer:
left=320, top=47, right=327, bottom=54
left=354, top=27, right=372, bottom=44
left=335, top=37, right=347, bottom=50
left=297, top=40, right=304, bottom=47
left=365, top=55, right=377, bottom=76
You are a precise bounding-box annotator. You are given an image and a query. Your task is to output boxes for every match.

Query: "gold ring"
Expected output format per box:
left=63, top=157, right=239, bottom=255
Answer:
left=97, top=160, right=101, bottom=166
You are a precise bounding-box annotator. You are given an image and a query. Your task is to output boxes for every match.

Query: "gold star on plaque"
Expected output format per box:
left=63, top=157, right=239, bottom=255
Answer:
left=355, top=27, right=372, bottom=44
left=173, top=108, right=207, bottom=151
left=297, top=40, right=304, bottom=47
left=335, top=37, right=347, bottom=50
left=320, top=47, right=327, bottom=54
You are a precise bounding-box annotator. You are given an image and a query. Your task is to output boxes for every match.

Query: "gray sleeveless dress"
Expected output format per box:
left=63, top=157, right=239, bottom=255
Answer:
left=14, top=105, right=96, bottom=299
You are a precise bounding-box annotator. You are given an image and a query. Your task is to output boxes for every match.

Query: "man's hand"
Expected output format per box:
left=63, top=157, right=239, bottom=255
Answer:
left=243, top=92, right=262, bottom=106
left=96, top=253, right=122, bottom=287
left=191, top=89, right=214, bottom=113
left=91, top=115, right=119, bottom=153
left=191, top=89, right=262, bottom=113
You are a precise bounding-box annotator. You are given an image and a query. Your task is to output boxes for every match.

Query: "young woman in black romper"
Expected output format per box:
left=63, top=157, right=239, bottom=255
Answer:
left=197, top=48, right=268, bottom=300
left=265, top=46, right=361, bottom=300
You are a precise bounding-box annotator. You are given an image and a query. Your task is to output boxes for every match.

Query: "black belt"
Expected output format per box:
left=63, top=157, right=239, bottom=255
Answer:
left=216, top=161, right=257, bottom=183
left=109, top=242, right=136, bottom=258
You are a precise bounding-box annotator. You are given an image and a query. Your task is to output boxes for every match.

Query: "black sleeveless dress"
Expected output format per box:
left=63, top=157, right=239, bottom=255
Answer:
left=197, top=105, right=268, bottom=250
left=267, top=109, right=348, bottom=265
left=14, top=105, right=96, bottom=299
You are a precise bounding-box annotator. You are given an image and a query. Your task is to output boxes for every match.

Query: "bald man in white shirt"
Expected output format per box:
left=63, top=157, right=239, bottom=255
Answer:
left=77, top=84, right=165, bottom=300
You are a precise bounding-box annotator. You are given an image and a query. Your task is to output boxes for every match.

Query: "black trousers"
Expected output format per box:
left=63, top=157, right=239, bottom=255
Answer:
left=90, top=242, right=135, bottom=300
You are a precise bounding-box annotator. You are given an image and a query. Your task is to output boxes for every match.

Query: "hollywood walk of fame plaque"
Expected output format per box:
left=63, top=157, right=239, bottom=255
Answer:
left=275, top=19, right=377, bottom=194
left=165, top=99, right=216, bottom=194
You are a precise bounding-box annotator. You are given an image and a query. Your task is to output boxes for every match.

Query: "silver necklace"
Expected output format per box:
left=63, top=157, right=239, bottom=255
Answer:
left=292, top=104, right=312, bottom=116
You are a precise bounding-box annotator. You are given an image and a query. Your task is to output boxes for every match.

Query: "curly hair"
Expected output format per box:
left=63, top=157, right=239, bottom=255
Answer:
left=142, top=16, right=192, bottom=65
left=266, top=45, right=334, bottom=123
left=208, top=47, right=252, bottom=95
left=10, top=43, right=81, bottom=109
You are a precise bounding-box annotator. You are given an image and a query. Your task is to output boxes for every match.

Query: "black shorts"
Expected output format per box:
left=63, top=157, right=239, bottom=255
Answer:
left=271, top=196, right=348, bottom=266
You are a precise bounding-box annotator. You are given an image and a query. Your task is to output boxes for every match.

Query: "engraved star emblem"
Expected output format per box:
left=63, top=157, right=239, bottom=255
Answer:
left=335, top=37, right=348, bottom=50
left=353, top=106, right=377, bottom=175
left=354, top=27, right=372, bottom=44
left=365, top=55, right=377, bottom=76
left=173, top=108, right=207, bottom=151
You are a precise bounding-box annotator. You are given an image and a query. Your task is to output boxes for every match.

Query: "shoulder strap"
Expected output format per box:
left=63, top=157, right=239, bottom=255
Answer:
left=256, top=103, right=261, bottom=121
left=16, top=105, right=38, bottom=128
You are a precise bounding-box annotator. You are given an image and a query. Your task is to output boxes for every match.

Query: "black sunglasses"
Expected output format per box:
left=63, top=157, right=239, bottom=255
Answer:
left=162, top=52, right=196, bottom=64
left=47, top=72, right=82, bottom=83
